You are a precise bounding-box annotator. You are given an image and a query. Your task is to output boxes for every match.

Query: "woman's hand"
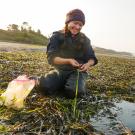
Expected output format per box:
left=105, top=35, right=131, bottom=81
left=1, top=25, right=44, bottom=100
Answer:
left=79, top=63, right=90, bottom=72
left=53, top=57, right=80, bottom=68
left=68, top=59, right=80, bottom=68
left=79, top=59, right=95, bottom=72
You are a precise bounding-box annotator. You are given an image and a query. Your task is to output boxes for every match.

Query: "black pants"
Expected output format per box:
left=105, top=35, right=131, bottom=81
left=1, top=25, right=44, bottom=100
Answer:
left=38, top=69, right=88, bottom=98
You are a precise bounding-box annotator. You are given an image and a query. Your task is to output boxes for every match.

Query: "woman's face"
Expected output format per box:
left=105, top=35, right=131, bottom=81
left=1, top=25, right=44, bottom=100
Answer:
left=67, top=21, right=83, bottom=35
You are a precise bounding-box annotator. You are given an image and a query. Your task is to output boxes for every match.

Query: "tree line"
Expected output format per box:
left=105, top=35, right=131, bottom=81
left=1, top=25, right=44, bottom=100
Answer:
left=0, top=22, right=48, bottom=45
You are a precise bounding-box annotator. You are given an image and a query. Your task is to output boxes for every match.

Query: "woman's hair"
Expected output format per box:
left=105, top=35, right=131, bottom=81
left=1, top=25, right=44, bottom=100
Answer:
left=60, top=24, right=69, bottom=37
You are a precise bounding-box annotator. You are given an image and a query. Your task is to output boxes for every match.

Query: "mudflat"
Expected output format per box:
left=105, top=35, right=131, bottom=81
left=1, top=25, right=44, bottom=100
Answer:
left=0, top=41, right=45, bottom=51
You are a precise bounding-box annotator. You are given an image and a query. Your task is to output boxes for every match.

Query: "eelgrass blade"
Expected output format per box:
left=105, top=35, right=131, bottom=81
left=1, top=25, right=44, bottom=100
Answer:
left=73, top=70, right=79, bottom=117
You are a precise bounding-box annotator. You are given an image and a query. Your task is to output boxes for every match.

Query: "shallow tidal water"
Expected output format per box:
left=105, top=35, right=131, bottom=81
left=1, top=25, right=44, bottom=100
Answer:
left=91, top=100, right=135, bottom=134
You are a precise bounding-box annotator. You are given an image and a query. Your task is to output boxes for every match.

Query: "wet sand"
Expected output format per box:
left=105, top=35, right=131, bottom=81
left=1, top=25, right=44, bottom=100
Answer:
left=0, top=41, right=45, bottom=51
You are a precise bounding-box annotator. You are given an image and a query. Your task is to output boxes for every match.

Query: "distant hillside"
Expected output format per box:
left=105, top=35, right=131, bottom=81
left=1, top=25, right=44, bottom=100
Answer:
left=0, top=22, right=48, bottom=45
left=94, top=47, right=133, bottom=57
left=0, top=29, right=48, bottom=45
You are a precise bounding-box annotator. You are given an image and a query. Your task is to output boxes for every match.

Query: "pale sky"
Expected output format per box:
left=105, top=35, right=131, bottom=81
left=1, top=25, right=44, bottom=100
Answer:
left=0, top=0, right=135, bottom=54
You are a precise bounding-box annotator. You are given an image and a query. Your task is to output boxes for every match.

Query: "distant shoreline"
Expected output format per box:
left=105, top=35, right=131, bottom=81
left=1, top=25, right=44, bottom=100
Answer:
left=0, top=41, right=134, bottom=58
left=0, top=41, right=45, bottom=52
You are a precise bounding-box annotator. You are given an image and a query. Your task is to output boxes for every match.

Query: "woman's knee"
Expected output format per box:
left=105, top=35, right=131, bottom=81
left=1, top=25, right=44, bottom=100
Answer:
left=39, top=86, right=55, bottom=95
left=64, top=87, right=85, bottom=99
left=38, top=76, right=57, bottom=95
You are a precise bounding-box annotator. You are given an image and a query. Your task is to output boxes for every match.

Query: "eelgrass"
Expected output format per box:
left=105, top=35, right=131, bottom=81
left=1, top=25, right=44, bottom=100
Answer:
left=1, top=51, right=135, bottom=134
left=73, top=69, right=79, bottom=118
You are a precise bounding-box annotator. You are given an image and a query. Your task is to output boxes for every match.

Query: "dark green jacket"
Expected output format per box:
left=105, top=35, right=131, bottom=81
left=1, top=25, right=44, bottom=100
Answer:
left=47, top=31, right=98, bottom=70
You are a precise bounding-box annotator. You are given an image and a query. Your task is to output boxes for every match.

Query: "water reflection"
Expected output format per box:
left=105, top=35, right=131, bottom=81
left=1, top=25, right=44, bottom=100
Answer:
left=91, top=99, right=135, bottom=134
left=115, top=100, right=135, bottom=130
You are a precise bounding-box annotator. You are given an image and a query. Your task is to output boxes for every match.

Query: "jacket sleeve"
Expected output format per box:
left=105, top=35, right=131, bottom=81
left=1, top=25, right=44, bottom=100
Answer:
left=46, top=32, right=61, bottom=65
left=83, top=38, right=98, bottom=66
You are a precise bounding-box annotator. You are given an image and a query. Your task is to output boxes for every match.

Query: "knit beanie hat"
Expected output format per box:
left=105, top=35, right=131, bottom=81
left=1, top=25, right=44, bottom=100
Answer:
left=65, top=9, right=85, bottom=25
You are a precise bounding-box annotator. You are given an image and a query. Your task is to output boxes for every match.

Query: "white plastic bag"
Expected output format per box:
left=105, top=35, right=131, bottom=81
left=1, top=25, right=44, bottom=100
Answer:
left=0, top=75, right=35, bottom=109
